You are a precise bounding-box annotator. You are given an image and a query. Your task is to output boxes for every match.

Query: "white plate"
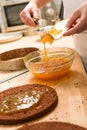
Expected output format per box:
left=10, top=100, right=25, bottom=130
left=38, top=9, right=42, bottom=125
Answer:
left=0, top=31, right=22, bottom=44
left=53, top=20, right=68, bottom=39
left=35, top=25, right=53, bottom=38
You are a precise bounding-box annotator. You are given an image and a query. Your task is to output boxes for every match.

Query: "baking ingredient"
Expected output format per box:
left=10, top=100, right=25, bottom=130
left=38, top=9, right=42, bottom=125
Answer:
left=0, top=90, right=43, bottom=115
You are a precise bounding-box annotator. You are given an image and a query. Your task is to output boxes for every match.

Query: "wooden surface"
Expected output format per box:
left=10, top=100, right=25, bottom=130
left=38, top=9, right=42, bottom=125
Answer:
left=0, top=35, right=87, bottom=130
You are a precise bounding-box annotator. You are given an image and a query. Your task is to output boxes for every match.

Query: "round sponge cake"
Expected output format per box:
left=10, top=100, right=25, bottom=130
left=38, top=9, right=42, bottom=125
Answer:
left=0, top=84, right=58, bottom=125
left=17, top=121, right=86, bottom=130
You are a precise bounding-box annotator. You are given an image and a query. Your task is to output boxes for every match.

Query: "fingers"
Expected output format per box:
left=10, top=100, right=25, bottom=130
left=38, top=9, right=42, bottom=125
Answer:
left=63, top=9, right=82, bottom=36
left=20, top=5, right=39, bottom=27
left=63, top=3, right=87, bottom=36
left=63, top=24, right=80, bottom=36
left=20, top=11, right=34, bottom=26
left=32, top=9, right=39, bottom=20
left=63, top=17, right=86, bottom=36
left=65, top=10, right=80, bottom=29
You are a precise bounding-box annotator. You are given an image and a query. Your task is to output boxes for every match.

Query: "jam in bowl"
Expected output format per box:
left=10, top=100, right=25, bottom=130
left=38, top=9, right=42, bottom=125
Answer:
left=23, top=47, right=75, bottom=80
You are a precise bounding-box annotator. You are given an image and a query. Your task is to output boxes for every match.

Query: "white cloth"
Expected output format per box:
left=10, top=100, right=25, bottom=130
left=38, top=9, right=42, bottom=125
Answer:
left=63, top=0, right=86, bottom=19
left=63, top=0, right=87, bottom=71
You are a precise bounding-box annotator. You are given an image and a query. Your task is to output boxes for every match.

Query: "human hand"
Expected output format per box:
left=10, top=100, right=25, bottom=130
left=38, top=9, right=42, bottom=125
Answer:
left=63, top=2, right=87, bottom=36
left=20, top=1, right=39, bottom=27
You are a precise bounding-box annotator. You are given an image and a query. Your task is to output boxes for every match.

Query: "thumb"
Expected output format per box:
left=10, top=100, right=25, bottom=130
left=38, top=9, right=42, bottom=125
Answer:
left=33, top=9, right=40, bottom=20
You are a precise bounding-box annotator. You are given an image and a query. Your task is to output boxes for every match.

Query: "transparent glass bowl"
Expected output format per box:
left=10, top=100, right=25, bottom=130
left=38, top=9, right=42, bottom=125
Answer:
left=23, top=47, right=75, bottom=80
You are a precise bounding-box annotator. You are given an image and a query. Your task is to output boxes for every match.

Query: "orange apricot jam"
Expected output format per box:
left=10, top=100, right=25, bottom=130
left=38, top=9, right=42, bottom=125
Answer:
left=41, top=27, right=62, bottom=60
left=41, top=33, right=54, bottom=45
left=30, top=62, right=72, bottom=80
left=29, top=54, right=73, bottom=80
left=41, top=33, right=54, bottom=60
left=0, top=90, right=43, bottom=115
left=49, top=27, right=62, bottom=38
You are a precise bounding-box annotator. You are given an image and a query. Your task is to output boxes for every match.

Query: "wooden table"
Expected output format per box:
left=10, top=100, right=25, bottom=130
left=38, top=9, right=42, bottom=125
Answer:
left=0, top=35, right=87, bottom=130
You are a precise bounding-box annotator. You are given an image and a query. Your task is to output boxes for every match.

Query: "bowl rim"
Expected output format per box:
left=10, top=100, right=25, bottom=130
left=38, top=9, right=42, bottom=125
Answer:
left=23, top=47, right=75, bottom=69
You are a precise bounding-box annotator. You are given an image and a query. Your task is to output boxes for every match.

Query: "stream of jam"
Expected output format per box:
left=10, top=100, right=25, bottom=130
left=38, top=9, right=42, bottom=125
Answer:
left=41, top=33, right=54, bottom=60
left=41, top=27, right=62, bottom=61
left=0, top=90, right=43, bottom=115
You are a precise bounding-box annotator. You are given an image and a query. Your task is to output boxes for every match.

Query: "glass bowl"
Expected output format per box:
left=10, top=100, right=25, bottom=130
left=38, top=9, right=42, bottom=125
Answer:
left=23, top=47, right=75, bottom=80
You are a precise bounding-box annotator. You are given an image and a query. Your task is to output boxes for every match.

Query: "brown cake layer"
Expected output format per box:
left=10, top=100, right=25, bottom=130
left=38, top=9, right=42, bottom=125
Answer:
left=0, top=47, right=39, bottom=71
left=17, top=121, right=86, bottom=130
left=0, top=84, right=58, bottom=125
left=0, top=47, right=38, bottom=61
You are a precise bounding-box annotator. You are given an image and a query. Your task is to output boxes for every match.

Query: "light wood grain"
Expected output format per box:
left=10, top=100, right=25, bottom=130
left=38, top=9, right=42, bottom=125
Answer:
left=0, top=35, right=87, bottom=130
left=0, top=52, right=87, bottom=130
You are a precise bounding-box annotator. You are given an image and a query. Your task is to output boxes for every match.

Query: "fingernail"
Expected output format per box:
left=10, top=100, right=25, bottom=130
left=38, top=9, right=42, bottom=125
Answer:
left=32, top=18, right=39, bottom=25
